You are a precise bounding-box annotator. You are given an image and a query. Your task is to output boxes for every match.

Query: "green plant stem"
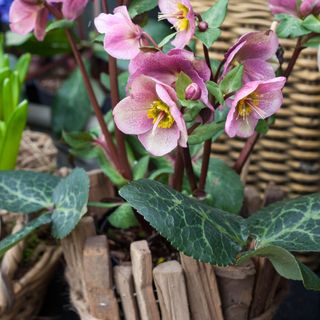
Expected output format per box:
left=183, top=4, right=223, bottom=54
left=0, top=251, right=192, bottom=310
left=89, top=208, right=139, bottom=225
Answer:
left=233, top=36, right=305, bottom=174
left=102, top=0, right=132, bottom=180
left=45, top=3, right=122, bottom=175
left=182, top=146, right=197, bottom=193
left=197, top=44, right=214, bottom=195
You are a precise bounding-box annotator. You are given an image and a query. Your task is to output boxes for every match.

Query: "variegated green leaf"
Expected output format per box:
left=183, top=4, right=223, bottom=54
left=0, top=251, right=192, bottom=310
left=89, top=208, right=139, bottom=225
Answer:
left=0, top=171, right=60, bottom=213
left=0, top=213, right=52, bottom=257
left=248, top=194, right=320, bottom=252
left=51, top=168, right=89, bottom=239
left=120, top=179, right=248, bottom=266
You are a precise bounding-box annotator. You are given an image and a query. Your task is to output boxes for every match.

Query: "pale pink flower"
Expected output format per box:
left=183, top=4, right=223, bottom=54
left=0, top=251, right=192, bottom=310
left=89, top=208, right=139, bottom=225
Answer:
left=113, top=75, right=187, bottom=156
left=9, top=0, right=49, bottom=41
left=225, top=77, right=286, bottom=138
left=269, top=0, right=320, bottom=17
left=128, top=49, right=212, bottom=109
left=158, top=0, right=196, bottom=49
left=52, top=0, right=89, bottom=20
left=223, top=30, right=279, bottom=83
left=94, top=6, right=148, bottom=60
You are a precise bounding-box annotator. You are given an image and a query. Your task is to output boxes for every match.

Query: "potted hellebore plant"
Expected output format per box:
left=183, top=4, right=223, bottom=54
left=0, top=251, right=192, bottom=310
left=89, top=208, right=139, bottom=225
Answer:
left=1, top=0, right=320, bottom=319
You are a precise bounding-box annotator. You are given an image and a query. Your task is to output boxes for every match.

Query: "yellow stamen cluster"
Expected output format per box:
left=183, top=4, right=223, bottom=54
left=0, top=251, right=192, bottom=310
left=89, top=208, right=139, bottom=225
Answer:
left=147, top=100, right=175, bottom=129
left=237, top=99, right=252, bottom=119
left=176, top=3, right=189, bottom=31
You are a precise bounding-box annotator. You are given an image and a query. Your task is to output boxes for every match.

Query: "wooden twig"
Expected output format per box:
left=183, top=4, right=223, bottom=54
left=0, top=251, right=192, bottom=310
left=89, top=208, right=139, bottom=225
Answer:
left=130, top=241, right=160, bottom=320
left=180, top=254, right=223, bottom=320
left=114, top=265, right=139, bottom=320
left=153, top=261, right=190, bottom=320
left=83, top=235, right=119, bottom=320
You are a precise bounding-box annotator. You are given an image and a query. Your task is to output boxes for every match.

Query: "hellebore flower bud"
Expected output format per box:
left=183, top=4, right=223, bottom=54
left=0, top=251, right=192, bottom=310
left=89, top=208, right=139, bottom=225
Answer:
left=185, top=83, right=201, bottom=100
left=198, top=21, right=208, bottom=32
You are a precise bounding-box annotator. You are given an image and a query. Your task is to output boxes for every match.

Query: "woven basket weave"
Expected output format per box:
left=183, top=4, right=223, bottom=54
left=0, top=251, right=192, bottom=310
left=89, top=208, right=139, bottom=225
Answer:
left=0, top=130, right=61, bottom=319
left=192, top=0, right=320, bottom=197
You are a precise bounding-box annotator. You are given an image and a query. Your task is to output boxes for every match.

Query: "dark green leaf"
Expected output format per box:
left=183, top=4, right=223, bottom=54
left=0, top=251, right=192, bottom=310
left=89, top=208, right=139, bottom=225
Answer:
left=196, top=158, right=244, bottom=214
left=133, top=156, right=150, bottom=180
left=0, top=213, right=52, bottom=257
left=100, top=71, right=129, bottom=100
left=248, top=193, right=320, bottom=252
left=128, top=0, right=158, bottom=18
left=302, top=15, right=320, bottom=33
left=6, top=29, right=71, bottom=56
left=206, top=81, right=224, bottom=105
left=195, top=28, right=221, bottom=49
left=304, top=35, right=320, bottom=48
left=188, top=121, right=225, bottom=145
left=52, top=66, right=104, bottom=135
left=63, top=131, right=98, bottom=159
left=46, top=20, right=75, bottom=33
left=108, top=204, right=139, bottom=229
left=97, top=150, right=128, bottom=187
left=275, top=14, right=309, bottom=38
left=176, top=72, right=193, bottom=100
left=149, top=167, right=174, bottom=180
left=179, top=99, right=206, bottom=109
left=220, top=64, right=244, bottom=94
left=200, top=0, right=228, bottom=28
left=237, top=245, right=320, bottom=291
left=51, top=168, right=89, bottom=239
left=255, top=119, right=269, bottom=135
left=0, top=171, right=60, bottom=213
left=120, top=179, right=249, bottom=266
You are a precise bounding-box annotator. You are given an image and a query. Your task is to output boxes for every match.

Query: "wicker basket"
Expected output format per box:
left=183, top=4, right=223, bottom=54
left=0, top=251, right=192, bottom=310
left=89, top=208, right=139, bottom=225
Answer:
left=192, top=0, right=320, bottom=197
left=0, top=130, right=62, bottom=319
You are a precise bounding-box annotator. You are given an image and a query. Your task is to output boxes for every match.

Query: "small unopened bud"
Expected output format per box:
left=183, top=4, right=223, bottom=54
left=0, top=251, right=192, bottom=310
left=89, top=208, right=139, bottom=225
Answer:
left=185, top=83, right=201, bottom=101
left=198, top=21, right=208, bottom=32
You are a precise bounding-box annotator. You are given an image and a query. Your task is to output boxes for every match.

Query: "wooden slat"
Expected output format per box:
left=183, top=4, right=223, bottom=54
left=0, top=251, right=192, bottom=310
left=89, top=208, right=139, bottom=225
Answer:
left=61, top=216, right=96, bottom=291
left=83, top=235, right=119, bottom=320
left=180, top=254, right=224, bottom=320
left=153, top=260, right=190, bottom=320
left=130, top=240, right=160, bottom=320
left=114, top=265, right=139, bottom=320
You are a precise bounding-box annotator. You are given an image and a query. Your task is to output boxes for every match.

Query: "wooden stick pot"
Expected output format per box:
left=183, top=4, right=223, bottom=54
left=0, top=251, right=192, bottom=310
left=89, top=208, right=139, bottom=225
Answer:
left=62, top=171, right=288, bottom=320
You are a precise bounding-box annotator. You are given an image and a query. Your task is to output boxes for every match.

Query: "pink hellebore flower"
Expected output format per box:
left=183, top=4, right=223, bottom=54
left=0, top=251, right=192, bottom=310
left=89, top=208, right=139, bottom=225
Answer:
left=158, top=0, right=196, bottom=49
left=225, top=77, right=286, bottom=138
left=9, top=0, right=49, bottom=41
left=53, top=0, right=89, bottom=20
left=269, top=0, right=320, bottom=18
left=223, top=30, right=279, bottom=83
left=113, top=75, right=187, bottom=156
left=94, top=6, right=147, bottom=60
left=128, top=49, right=212, bottom=108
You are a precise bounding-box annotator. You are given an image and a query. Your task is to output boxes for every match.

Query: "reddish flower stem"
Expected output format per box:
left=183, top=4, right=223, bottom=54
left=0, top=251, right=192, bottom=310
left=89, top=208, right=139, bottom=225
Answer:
left=182, top=146, right=198, bottom=193
left=102, top=1, right=132, bottom=180
left=171, top=149, right=184, bottom=192
left=197, top=44, right=214, bottom=194
left=233, top=36, right=305, bottom=174
left=45, top=3, right=122, bottom=173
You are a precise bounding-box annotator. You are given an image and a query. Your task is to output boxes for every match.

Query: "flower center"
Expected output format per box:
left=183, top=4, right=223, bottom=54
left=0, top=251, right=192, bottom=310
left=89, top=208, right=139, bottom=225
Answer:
left=158, top=3, right=189, bottom=32
left=236, top=93, right=266, bottom=120
left=147, top=100, right=175, bottom=129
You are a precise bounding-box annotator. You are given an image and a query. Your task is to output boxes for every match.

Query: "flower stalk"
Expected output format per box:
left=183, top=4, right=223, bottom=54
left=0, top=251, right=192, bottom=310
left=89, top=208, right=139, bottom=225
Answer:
left=45, top=2, right=123, bottom=175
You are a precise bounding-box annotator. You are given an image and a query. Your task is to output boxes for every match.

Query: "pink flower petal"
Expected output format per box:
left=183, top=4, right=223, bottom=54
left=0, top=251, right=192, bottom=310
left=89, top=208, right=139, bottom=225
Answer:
left=139, top=125, right=180, bottom=156
left=94, top=7, right=143, bottom=59
left=113, top=97, right=153, bottom=135
left=34, top=7, right=48, bottom=41
left=300, top=0, right=320, bottom=17
left=158, top=0, right=181, bottom=25
left=9, top=0, right=37, bottom=35
left=62, top=0, right=88, bottom=20
left=243, top=59, right=276, bottom=82
left=269, top=0, right=298, bottom=16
